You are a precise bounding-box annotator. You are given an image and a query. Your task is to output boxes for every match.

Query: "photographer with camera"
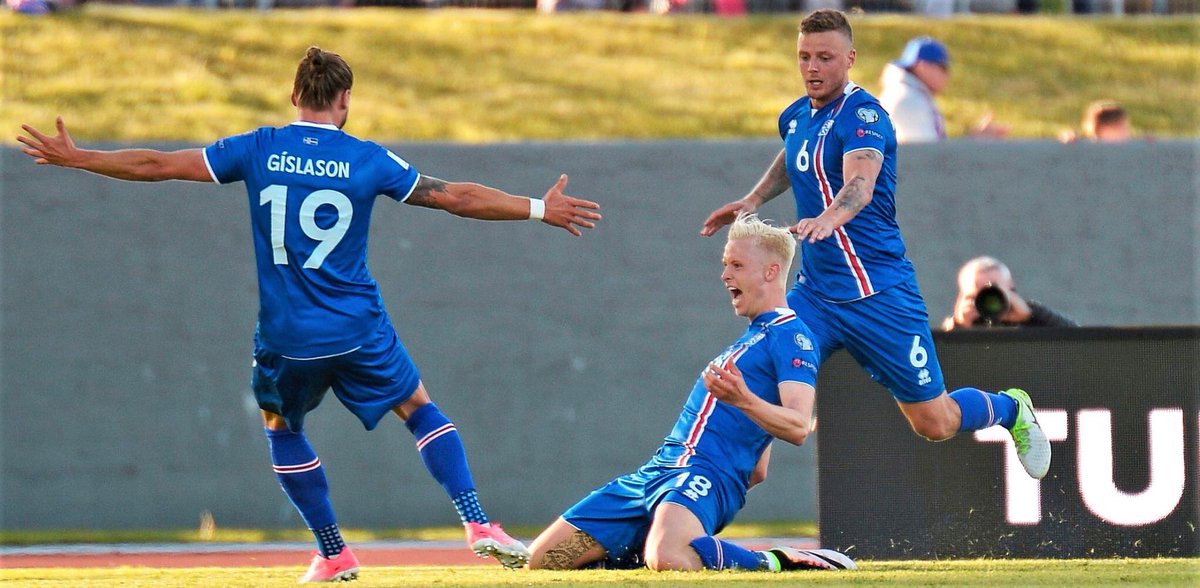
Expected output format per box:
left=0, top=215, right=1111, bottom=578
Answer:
left=943, top=256, right=1077, bottom=330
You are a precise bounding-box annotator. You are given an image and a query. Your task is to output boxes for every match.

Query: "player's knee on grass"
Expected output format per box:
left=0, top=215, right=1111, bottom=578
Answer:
left=527, top=529, right=604, bottom=570
left=644, top=540, right=703, bottom=572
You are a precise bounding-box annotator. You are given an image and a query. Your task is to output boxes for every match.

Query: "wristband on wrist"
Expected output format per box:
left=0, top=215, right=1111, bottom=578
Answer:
left=528, top=198, right=545, bottom=221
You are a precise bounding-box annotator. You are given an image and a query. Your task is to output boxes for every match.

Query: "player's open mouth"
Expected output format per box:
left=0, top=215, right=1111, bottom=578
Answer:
left=728, top=287, right=743, bottom=302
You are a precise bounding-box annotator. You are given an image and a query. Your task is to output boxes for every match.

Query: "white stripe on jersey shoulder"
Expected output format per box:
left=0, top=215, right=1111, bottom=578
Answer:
left=844, top=146, right=884, bottom=157
left=843, top=82, right=861, bottom=96
left=200, top=148, right=220, bottom=183
left=290, top=121, right=340, bottom=131
left=398, top=173, right=422, bottom=203
left=385, top=149, right=412, bottom=170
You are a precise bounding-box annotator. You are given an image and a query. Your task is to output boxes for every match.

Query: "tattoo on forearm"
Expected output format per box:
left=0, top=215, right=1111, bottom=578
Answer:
left=539, top=530, right=600, bottom=570
left=833, top=176, right=869, bottom=214
left=406, top=175, right=448, bottom=208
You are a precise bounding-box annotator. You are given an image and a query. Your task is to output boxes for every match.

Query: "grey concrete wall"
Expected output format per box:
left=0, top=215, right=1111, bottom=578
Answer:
left=1, top=140, right=1196, bottom=531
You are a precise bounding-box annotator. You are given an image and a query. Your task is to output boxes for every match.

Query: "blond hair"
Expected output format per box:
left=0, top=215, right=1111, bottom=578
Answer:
left=728, top=213, right=796, bottom=271
left=293, top=46, right=353, bottom=110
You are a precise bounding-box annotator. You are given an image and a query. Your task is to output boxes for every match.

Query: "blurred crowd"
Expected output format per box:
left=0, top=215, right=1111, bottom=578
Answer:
left=10, top=0, right=1194, bottom=13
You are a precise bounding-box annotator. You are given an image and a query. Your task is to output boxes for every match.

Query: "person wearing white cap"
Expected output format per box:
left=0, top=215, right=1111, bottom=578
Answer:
left=879, top=36, right=1008, bottom=143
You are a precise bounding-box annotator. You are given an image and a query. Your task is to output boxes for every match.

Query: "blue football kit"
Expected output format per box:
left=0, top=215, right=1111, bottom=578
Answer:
left=777, top=82, right=944, bottom=403
left=204, top=121, right=423, bottom=431
left=562, top=308, right=819, bottom=567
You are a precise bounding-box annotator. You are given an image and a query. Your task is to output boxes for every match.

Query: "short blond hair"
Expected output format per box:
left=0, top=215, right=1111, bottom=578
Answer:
left=728, top=213, right=796, bottom=271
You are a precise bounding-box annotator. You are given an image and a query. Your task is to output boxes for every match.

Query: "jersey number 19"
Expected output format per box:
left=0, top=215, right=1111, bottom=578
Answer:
left=259, top=184, right=353, bottom=269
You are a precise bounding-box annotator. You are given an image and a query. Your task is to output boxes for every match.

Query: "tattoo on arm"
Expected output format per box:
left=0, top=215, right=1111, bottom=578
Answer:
left=405, top=175, right=449, bottom=208
left=833, top=176, right=869, bottom=214
left=753, top=159, right=791, bottom=205
left=832, top=151, right=881, bottom=214
left=538, top=530, right=600, bottom=570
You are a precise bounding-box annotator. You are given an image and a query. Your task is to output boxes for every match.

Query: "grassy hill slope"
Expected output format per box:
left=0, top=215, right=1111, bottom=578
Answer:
left=2, top=7, right=1196, bottom=142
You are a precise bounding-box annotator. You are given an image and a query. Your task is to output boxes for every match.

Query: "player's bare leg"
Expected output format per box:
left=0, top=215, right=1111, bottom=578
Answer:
left=897, top=392, right=961, bottom=441
left=526, top=518, right=607, bottom=570
left=644, top=502, right=707, bottom=571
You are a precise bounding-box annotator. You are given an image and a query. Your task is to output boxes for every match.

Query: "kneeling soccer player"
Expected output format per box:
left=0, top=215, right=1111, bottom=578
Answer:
left=526, top=214, right=854, bottom=573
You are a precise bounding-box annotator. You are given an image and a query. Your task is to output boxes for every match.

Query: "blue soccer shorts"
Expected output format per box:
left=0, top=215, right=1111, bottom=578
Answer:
left=251, top=319, right=421, bottom=432
left=562, top=462, right=744, bottom=568
left=787, top=278, right=945, bottom=403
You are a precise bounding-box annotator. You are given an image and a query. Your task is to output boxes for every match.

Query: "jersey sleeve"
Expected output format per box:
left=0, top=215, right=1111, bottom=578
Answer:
left=202, top=130, right=258, bottom=184
left=838, top=102, right=892, bottom=156
left=377, top=147, right=421, bottom=203
left=771, top=327, right=819, bottom=387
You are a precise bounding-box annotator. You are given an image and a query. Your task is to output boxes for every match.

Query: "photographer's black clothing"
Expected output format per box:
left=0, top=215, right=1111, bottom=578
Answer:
left=945, top=301, right=1078, bottom=330
left=1023, top=301, right=1078, bottom=327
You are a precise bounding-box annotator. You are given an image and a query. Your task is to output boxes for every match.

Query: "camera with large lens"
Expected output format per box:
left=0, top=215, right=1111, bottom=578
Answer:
left=974, top=284, right=1009, bottom=324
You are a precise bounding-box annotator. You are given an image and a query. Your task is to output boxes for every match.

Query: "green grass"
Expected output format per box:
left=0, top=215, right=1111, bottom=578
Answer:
left=1, top=7, right=1196, bottom=142
left=0, top=521, right=818, bottom=546
left=2, top=559, right=1198, bottom=587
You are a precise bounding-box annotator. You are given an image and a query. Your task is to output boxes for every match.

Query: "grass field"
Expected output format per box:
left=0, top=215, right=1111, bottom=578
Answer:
left=2, top=559, right=1198, bottom=587
left=1, top=7, right=1196, bottom=143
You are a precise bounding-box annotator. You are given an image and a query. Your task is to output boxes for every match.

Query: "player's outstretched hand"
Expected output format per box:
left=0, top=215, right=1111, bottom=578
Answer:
left=700, top=200, right=756, bottom=237
left=17, top=116, right=78, bottom=168
left=703, top=360, right=753, bottom=408
left=541, top=174, right=601, bottom=237
left=790, top=216, right=837, bottom=243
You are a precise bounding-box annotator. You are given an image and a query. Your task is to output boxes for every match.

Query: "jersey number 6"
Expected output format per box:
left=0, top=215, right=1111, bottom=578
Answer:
left=259, top=184, right=353, bottom=269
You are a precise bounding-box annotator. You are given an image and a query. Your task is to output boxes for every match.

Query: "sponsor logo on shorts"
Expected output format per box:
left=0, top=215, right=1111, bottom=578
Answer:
left=918, top=368, right=932, bottom=386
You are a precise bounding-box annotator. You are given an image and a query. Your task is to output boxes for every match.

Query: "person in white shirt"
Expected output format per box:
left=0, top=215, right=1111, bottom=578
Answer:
left=879, top=37, right=1008, bottom=144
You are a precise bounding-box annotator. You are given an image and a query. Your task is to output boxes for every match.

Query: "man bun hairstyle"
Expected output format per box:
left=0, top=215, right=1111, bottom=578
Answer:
left=293, top=46, right=353, bottom=110
left=800, top=8, right=853, bottom=43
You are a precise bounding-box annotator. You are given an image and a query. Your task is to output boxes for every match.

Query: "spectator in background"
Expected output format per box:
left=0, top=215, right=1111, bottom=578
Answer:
left=943, top=256, right=1078, bottom=330
left=7, top=0, right=80, bottom=13
left=1079, top=100, right=1133, bottom=142
left=878, top=37, right=1009, bottom=144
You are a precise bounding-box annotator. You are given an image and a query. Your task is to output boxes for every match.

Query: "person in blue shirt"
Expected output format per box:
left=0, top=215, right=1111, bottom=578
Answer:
left=526, top=214, right=855, bottom=573
left=701, top=10, right=1050, bottom=483
left=18, top=46, right=601, bottom=582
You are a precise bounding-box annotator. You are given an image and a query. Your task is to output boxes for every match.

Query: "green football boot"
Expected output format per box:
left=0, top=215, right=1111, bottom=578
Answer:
left=1000, top=388, right=1051, bottom=479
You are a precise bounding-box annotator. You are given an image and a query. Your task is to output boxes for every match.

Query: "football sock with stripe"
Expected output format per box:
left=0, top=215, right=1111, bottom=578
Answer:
left=264, top=427, right=342, bottom=557
left=950, top=387, right=1018, bottom=432
left=688, top=536, right=773, bottom=571
left=405, top=402, right=488, bottom=525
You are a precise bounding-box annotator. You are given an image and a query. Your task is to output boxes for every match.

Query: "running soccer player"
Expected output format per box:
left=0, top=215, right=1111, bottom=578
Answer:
left=701, top=10, right=1050, bottom=481
left=526, top=214, right=855, bottom=573
left=18, top=46, right=601, bottom=582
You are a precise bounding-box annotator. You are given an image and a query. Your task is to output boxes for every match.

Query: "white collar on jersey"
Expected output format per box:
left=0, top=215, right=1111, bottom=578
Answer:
left=291, top=121, right=340, bottom=131
left=811, top=81, right=861, bottom=116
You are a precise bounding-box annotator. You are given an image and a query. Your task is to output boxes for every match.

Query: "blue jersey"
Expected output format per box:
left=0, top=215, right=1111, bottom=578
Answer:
left=779, top=82, right=916, bottom=302
left=203, top=122, right=420, bottom=358
left=649, top=308, right=818, bottom=491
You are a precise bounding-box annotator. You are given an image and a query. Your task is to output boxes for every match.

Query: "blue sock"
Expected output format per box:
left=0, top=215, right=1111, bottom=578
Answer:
left=688, top=536, right=771, bottom=571
left=405, top=403, right=487, bottom=525
left=950, top=387, right=1018, bottom=432
left=265, top=428, right=343, bottom=557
